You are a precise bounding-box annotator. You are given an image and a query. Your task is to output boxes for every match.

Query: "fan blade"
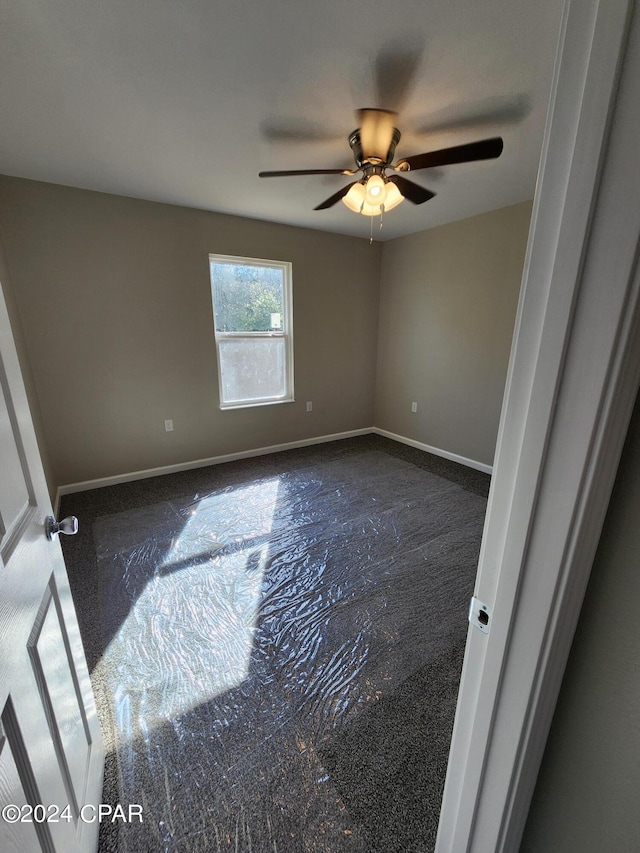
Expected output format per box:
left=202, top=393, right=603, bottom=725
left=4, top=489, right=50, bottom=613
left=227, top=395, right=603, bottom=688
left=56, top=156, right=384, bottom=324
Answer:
left=259, top=168, right=355, bottom=177
left=260, top=117, right=343, bottom=143
left=314, top=182, right=358, bottom=210
left=375, top=38, right=425, bottom=113
left=396, top=137, right=503, bottom=171
left=414, top=95, right=530, bottom=136
left=357, top=108, right=397, bottom=162
left=387, top=175, right=435, bottom=205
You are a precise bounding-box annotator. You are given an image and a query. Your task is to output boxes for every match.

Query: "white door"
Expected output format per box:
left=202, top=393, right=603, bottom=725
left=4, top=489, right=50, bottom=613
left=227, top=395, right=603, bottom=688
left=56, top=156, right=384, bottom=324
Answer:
left=0, top=264, right=104, bottom=850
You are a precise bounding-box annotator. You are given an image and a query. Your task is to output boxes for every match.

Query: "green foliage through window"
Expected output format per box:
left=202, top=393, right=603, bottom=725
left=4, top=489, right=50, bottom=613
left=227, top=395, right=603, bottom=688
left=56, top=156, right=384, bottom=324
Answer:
left=211, top=262, right=284, bottom=332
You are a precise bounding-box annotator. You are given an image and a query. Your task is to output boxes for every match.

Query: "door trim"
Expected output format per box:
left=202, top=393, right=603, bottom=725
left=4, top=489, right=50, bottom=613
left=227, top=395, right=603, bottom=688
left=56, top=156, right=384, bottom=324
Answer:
left=437, top=0, right=640, bottom=849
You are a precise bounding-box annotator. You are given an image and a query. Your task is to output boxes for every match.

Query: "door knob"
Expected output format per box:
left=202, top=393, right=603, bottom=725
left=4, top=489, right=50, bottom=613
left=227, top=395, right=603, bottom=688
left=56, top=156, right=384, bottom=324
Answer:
left=45, top=515, right=79, bottom=540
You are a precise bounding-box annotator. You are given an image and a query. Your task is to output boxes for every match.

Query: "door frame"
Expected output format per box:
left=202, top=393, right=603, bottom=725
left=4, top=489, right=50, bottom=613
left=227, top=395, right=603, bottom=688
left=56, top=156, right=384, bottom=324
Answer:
left=437, top=0, right=640, bottom=849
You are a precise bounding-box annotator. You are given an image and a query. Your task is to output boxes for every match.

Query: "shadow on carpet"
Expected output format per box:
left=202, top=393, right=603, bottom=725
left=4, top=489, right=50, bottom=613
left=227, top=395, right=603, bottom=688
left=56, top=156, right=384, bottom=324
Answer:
left=319, top=639, right=466, bottom=853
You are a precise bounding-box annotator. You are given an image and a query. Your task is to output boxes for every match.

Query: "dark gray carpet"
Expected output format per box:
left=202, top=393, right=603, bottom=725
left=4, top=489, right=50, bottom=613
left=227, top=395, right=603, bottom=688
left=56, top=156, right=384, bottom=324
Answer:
left=59, top=435, right=489, bottom=853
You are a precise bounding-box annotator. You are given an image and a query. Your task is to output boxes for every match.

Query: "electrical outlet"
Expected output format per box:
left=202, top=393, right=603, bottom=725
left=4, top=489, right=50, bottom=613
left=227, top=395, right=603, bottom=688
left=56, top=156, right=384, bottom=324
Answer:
left=164, top=419, right=174, bottom=432
left=306, top=401, right=313, bottom=412
left=411, top=402, right=418, bottom=413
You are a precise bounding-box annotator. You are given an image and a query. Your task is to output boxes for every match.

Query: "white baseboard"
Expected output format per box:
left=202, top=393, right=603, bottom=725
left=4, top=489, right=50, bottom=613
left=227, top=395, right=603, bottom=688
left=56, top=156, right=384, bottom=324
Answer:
left=371, top=428, right=493, bottom=475
left=54, top=428, right=373, bottom=510
left=54, top=425, right=492, bottom=512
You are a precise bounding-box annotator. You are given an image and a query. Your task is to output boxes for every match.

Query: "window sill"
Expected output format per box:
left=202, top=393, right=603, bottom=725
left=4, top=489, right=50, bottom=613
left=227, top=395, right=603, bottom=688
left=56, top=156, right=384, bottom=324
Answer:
left=219, top=396, right=295, bottom=411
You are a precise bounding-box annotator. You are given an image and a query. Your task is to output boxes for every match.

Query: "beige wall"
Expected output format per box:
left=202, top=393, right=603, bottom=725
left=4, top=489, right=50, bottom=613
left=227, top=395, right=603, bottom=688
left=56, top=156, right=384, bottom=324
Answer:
left=0, top=176, right=381, bottom=487
left=0, top=175, right=530, bottom=493
left=0, top=225, right=55, bottom=492
left=375, top=201, right=532, bottom=467
left=522, top=389, right=640, bottom=851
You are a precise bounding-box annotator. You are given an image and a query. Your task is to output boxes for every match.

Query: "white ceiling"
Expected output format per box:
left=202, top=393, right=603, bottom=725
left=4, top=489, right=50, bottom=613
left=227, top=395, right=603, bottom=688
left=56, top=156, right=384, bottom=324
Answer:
left=0, top=0, right=564, bottom=241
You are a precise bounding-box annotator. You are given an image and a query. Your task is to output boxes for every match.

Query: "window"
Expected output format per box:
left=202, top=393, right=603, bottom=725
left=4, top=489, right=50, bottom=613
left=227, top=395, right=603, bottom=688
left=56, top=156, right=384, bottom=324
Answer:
left=209, top=254, right=294, bottom=409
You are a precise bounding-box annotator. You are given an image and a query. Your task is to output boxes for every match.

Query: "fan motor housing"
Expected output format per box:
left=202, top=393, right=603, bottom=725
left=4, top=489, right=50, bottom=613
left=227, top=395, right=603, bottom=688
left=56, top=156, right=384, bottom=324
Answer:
left=348, top=127, right=401, bottom=168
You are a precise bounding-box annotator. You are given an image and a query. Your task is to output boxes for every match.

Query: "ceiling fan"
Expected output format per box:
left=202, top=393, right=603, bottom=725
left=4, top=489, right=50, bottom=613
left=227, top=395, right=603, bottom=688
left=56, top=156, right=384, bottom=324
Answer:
left=259, top=108, right=503, bottom=216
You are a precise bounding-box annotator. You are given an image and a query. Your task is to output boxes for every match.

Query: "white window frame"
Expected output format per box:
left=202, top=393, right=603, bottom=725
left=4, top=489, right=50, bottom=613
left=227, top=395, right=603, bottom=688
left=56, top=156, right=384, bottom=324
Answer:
left=209, top=254, right=294, bottom=410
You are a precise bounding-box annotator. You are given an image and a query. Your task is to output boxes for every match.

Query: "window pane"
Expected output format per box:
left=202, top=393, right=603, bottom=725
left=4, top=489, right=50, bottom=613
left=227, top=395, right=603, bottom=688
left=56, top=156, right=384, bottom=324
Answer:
left=218, top=337, right=286, bottom=404
left=212, top=263, right=284, bottom=332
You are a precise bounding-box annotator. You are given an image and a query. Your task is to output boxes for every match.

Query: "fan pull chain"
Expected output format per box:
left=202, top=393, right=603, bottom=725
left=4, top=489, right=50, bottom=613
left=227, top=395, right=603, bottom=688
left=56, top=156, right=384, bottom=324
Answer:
left=370, top=216, right=373, bottom=244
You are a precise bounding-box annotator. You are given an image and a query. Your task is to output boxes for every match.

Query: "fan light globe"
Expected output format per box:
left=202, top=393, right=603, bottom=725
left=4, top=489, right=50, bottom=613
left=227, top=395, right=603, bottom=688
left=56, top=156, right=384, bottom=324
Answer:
left=382, top=181, right=403, bottom=212
left=342, top=182, right=367, bottom=212
left=365, top=174, right=385, bottom=204
left=341, top=176, right=406, bottom=217
left=360, top=199, right=385, bottom=216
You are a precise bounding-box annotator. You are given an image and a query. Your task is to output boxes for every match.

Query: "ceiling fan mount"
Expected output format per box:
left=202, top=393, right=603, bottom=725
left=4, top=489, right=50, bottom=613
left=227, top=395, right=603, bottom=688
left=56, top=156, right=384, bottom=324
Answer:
left=259, top=107, right=503, bottom=216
